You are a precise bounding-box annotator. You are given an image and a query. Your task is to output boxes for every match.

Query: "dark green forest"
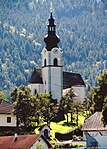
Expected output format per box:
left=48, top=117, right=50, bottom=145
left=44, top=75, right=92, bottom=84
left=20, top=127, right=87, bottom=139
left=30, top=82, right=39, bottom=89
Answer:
left=0, top=0, right=107, bottom=96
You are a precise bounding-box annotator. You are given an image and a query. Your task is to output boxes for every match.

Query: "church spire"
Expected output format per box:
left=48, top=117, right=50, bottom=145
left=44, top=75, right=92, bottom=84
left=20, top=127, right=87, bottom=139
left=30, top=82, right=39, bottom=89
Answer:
left=44, top=2, right=60, bottom=51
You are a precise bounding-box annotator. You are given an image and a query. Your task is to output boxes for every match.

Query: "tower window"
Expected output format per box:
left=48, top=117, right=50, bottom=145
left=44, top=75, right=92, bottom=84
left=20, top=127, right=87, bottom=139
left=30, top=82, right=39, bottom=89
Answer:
left=54, top=58, right=58, bottom=66
left=45, top=81, right=46, bottom=85
left=50, top=27, right=51, bottom=31
left=44, top=59, right=46, bottom=66
left=52, top=27, right=54, bottom=31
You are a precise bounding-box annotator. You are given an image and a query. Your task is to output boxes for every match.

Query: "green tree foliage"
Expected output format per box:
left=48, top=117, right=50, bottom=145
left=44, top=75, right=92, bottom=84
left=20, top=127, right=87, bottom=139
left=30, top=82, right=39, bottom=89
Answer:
left=88, top=70, right=107, bottom=125
left=40, top=94, right=58, bottom=126
left=11, top=85, right=58, bottom=130
left=73, top=101, right=83, bottom=126
left=11, top=85, right=34, bottom=130
left=0, top=91, right=6, bottom=101
left=88, top=71, right=107, bottom=113
left=60, top=88, right=75, bottom=125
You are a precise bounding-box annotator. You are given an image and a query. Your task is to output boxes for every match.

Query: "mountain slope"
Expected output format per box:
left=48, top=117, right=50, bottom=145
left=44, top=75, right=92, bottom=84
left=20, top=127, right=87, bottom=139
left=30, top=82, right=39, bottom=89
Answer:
left=0, top=0, right=107, bottom=96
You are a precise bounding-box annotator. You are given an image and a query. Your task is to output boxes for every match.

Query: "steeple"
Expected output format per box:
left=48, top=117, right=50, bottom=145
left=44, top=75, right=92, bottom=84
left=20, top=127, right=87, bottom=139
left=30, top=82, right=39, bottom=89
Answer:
left=44, top=8, right=60, bottom=51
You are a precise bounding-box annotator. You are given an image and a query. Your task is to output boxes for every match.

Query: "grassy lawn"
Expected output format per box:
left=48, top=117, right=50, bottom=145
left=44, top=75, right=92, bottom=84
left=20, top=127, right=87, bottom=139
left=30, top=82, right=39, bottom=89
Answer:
left=35, top=113, right=85, bottom=139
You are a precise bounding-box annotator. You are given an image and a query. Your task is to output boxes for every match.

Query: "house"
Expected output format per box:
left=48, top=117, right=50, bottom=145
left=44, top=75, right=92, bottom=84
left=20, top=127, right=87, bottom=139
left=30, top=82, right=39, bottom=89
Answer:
left=0, top=100, right=17, bottom=129
left=82, top=112, right=107, bottom=148
left=38, top=124, right=52, bottom=139
left=28, top=9, right=85, bottom=102
left=0, top=134, right=52, bottom=149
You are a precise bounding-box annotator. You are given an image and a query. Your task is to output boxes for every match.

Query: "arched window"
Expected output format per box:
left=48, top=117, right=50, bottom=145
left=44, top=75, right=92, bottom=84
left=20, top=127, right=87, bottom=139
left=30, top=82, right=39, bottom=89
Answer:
left=44, top=129, right=49, bottom=138
left=34, top=89, right=37, bottom=94
left=54, top=58, right=58, bottom=66
left=44, top=59, right=46, bottom=66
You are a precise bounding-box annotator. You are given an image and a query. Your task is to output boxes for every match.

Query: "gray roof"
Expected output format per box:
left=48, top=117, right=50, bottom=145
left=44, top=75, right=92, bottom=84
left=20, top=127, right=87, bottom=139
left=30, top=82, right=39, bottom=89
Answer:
left=29, top=68, right=85, bottom=88
left=63, top=71, right=85, bottom=89
left=0, top=100, right=14, bottom=114
left=29, top=68, right=43, bottom=84
left=82, top=112, right=107, bottom=131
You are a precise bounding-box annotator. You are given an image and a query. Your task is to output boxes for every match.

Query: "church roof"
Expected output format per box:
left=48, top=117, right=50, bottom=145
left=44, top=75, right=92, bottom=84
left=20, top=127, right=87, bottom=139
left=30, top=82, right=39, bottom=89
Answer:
left=29, top=68, right=85, bottom=88
left=63, top=71, right=85, bottom=89
left=29, top=68, right=43, bottom=84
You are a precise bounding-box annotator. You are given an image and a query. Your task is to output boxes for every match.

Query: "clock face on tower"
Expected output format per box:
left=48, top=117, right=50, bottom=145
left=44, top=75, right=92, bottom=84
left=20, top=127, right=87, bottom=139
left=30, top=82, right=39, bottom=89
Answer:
left=53, top=48, right=58, bottom=54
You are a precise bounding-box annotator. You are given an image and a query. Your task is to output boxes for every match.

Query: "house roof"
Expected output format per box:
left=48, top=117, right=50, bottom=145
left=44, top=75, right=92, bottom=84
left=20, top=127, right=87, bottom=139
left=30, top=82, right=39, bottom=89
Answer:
left=38, top=124, right=52, bottom=131
left=29, top=68, right=43, bottom=84
left=82, top=112, right=107, bottom=131
left=0, top=134, right=52, bottom=149
left=29, top=68, right=85, bottom=88
left=0, top=100, right=14, bottom=114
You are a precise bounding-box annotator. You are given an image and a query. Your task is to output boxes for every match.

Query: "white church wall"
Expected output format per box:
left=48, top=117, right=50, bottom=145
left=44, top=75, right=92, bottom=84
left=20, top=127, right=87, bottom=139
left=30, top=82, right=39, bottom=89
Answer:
left=42, top=47, right=63, bottom=101
left=42, top=67, right=50, bottom=93
left=63, top=85, right=85, bottom=102
left=0, top=114, right=16, bottom=127
left=51, top=48, right=63, bottom=65
left=51, top=67, right=62, bottom=102
left=72, top=85, right=85, bottom=101
left=28, top=84, right=44, bottom=94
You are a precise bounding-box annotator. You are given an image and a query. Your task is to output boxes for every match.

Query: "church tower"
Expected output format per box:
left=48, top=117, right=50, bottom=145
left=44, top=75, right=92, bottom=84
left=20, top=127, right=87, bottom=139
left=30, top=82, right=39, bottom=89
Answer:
left=41, top=11, right=63, bottom=102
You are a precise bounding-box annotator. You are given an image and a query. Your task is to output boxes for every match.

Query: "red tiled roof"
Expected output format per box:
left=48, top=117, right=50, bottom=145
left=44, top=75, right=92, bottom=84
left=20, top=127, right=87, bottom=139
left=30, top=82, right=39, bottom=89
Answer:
left=0, top=134, right=52, bottom=149
left=82, top=112, right=107, bottom=131
left=0, top=100, right=14, bottom=114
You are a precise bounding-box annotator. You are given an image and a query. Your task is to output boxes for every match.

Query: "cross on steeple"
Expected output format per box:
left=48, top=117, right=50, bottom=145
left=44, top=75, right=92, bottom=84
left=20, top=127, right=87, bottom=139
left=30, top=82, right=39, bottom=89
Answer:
left=44, top=1, right=60, bottom=51
left=50, top=0, right=53, bottom=13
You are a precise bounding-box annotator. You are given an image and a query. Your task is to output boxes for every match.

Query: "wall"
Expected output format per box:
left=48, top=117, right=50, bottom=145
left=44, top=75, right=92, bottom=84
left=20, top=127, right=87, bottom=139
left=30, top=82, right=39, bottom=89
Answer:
left=72, top=85, right=85, bottom=101
left=63, top=85, right=85, bottom=102
left=30, top=137, right=48, bottom=149
left=0, top=114, right=16, bottom=127
left=85, top=132, right=97, bottom=148
left=40, top=125, right=51, bottom=138
left=42, top=47, right=63, bottom=102
left=28, top=84, right=44, bottom=94
left=94, top=132, right=107, bottom=148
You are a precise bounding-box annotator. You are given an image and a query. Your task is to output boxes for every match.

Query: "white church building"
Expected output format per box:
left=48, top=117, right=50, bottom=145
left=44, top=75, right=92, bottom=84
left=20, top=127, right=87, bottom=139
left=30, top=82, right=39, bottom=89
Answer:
left=28, top=11, right=85, bottom=102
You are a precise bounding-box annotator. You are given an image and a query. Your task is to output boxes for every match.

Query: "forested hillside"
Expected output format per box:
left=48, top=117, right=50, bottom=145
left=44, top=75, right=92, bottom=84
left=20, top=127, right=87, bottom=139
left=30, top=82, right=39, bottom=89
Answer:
left=0, top=0, right=107, bottom=96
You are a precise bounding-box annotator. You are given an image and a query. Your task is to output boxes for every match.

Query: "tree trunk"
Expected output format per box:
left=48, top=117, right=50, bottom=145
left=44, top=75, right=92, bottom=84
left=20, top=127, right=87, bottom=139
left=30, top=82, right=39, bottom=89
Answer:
left=16, top=116, right=19, bottom=134
left=76, top=109, right=78, bottom=126
left=70, top=112, right=73, bottom=122
left=66, top=114, right=69, bottom=125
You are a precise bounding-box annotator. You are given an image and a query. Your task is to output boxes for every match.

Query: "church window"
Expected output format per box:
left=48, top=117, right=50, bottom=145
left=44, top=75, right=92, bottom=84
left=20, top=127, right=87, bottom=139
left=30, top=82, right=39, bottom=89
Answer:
left=54, top=58, right=58, bottom=66
left=7, top=117, right=11, bottom=123
left=45, top=81, right=46, bottom=85
left=35, top=89, right=37, bottom=94
left=45, top=90, right=46, bottom=93
left=44, top=59, right=46, bottom=66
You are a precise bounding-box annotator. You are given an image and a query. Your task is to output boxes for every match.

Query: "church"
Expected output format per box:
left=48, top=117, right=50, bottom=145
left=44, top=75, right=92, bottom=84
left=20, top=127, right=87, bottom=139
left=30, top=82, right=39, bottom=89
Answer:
left=28, top=11, right=85, bottom=102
